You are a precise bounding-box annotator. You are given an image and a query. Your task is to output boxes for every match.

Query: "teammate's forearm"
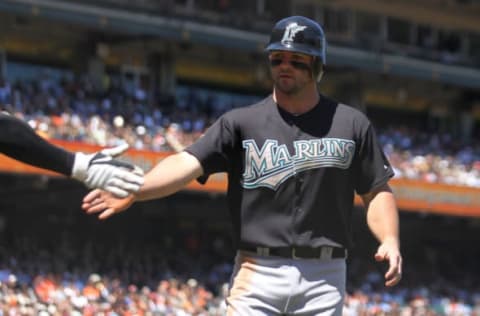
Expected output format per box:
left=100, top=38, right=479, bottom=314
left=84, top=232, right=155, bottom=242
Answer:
left=364, top=188, right=400, bottom=246
left=0, top=114, right=74, bottom=175
left=135, top=151, right=203, bottom=201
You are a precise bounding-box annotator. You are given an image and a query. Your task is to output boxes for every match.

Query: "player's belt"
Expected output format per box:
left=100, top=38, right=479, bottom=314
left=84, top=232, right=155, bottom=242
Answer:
left=239, top=243, right=347, bottom=260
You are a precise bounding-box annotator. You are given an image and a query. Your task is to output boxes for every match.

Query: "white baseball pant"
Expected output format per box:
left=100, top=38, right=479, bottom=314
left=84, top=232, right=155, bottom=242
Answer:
left=226, top=251, right=346, bottom=315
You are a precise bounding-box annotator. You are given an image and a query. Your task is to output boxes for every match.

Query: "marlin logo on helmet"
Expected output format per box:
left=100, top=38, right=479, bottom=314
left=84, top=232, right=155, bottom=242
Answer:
left=281, top=23, right=307, bottom=46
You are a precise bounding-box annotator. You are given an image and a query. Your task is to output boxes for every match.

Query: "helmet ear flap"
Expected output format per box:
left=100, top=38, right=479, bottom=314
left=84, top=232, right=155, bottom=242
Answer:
left=313, top=58, right=324, bottom=82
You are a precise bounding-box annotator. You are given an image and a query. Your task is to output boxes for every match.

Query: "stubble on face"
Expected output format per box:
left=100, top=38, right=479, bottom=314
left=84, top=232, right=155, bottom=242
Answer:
left=273, top=71, right=312, bottom=96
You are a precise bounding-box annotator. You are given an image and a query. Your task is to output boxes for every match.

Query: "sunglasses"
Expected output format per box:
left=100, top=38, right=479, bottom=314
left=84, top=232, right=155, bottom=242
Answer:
left=269, top=58, right=311, bottom=71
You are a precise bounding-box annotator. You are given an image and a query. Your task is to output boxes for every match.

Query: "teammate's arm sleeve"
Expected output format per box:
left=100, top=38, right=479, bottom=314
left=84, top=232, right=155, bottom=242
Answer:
left=354, top=124, right=394, bottom=195
left=185, top=114, right=236, bottom=183
left=0, top=114, right=74, bottom=175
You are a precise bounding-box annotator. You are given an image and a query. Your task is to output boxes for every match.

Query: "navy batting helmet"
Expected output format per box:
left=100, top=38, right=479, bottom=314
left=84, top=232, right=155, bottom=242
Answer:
left=265, top=16, right=327, bottom=65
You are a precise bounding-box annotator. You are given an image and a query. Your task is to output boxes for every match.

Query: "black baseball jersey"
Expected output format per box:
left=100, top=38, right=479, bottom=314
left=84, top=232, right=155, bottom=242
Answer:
left=0, top=113, right=74, bottom=176
left=186, top=95, right=393, bottom=249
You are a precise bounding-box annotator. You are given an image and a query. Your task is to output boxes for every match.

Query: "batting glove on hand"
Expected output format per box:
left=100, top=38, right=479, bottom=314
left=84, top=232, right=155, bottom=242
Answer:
left=71, top=143, right=144, bottom=198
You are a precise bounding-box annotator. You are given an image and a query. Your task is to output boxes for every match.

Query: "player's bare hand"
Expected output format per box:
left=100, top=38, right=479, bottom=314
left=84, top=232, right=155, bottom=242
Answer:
left=82, top=189, right=135, bottom=220
left=374, top=238, right=402, bottom=287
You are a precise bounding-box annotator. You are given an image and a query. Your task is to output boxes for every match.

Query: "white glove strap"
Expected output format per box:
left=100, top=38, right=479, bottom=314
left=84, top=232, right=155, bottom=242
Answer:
left=71, top=152, right=90, bottom=181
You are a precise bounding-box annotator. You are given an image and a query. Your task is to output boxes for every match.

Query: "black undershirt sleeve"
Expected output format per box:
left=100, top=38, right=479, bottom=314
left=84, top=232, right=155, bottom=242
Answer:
left=0, top=114, right=75, bottom=176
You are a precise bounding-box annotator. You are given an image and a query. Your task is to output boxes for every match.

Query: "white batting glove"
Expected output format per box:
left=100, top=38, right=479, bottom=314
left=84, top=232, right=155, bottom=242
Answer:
left=71, top=143, right=144, bottom=198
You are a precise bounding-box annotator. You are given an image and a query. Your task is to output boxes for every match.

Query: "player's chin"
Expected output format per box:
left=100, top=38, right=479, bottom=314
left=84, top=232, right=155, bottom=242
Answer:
left=277, top=76, right=294, bottom=85
left=275, top=82, right=298, bottom=95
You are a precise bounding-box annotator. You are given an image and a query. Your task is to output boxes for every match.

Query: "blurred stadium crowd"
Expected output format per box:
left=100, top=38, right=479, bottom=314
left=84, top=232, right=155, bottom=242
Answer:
left=0, top=224, right=479, bottom=316
left=0, top=1, right=479, bottom=315
left=1, top=67, right=479, bottom=315
left=0, top=230, right=233, bottom=316
left=0, top=65, right=480, bottom=313
left=1, top=71, right=479, bottom=188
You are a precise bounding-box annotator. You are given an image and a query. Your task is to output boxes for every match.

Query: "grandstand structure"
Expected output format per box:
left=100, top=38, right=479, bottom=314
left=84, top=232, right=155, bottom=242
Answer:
left=0, top=0, right=480, bottom=314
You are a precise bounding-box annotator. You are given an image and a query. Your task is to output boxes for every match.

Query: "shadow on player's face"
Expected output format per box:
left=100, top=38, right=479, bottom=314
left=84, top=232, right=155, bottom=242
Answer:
left=269, top=51, right=315, bottom=94
left=269, top=51, right=313, bottom=72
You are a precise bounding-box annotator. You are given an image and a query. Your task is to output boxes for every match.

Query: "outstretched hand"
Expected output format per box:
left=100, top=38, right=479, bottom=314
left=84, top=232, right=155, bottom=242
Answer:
left=374, top=239, right=402, bottom=287
left=82, top=189, right=135, bottom=220
left=72, top=143, right=144, bottom=198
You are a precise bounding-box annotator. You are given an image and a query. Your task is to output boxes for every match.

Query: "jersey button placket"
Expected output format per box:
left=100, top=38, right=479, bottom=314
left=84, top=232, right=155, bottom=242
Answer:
left=292, top=161, right=302, bottom=248
left=292, top=125, right=304, bottom=249
left=294, top=167, right=302, bottom=213
left=293, top=125, right=304, bottom=213
left=295, top=180, right=302, bottom=213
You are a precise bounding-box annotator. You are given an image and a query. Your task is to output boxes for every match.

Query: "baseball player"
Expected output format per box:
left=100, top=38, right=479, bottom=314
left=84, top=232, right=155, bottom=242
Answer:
left=82, top=16, right=402, bottom=315
left=0, top=112, right=143, bottom=197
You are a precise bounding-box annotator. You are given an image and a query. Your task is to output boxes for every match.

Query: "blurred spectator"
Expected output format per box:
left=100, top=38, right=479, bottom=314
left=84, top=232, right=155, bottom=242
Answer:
left=0, top=224, right=479, bottom=315
left=1, top=71, right=480, bottom=189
